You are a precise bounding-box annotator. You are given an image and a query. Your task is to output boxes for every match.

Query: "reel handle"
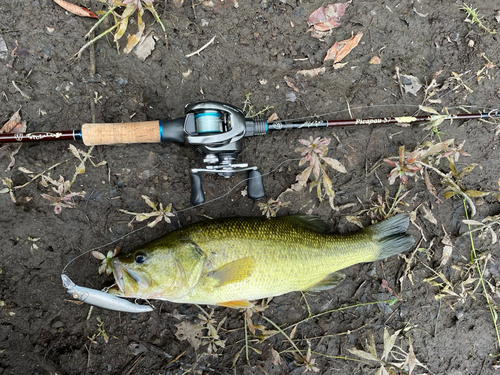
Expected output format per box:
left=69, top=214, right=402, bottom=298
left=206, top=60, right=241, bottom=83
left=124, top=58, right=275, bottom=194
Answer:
left=247, top=170, right=265, bottom=200
left=189, top=169, right=265, bottom=206
left=190, top=172, right=205, bottom=206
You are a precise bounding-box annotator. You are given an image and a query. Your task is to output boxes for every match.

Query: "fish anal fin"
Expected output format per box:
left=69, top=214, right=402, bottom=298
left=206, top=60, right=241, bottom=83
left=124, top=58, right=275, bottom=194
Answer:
left=210, top=256, right=254, bottom=287
left=306, top=272, right=345, bottom=292
left=217, top=300, right=254, bottom=309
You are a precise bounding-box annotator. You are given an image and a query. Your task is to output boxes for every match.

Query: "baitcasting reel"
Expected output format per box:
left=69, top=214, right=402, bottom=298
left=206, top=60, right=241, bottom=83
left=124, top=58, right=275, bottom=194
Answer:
left=182, top=101, right=267, bottom=205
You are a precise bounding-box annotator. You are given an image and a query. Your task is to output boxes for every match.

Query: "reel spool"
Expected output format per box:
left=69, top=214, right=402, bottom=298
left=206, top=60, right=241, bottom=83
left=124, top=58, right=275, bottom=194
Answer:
left=194, top=111, right=223, bottom=134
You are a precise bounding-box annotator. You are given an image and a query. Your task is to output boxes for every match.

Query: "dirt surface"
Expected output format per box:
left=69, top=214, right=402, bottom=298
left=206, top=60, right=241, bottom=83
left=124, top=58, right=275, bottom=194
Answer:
left=1, top=0, right=500, bottom=374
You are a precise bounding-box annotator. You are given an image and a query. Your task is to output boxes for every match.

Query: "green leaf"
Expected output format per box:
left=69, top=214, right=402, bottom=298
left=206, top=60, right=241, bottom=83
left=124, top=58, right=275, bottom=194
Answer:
left=443, top=191, right=458, bottom=199
left=465, top=190, right=490, bottom=198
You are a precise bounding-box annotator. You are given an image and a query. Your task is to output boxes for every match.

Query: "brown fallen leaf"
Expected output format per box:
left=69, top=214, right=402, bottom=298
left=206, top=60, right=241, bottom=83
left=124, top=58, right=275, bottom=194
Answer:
left=369, top=55, right=381, bottom=64
left=284, top=76, right=302, bottom=92
left=0, top=110, right=27, bottom=170
left=324, top=31, right=363, bottom=63
left=52, top=0, right=97, bottom=18
left=308, top=3, right=347, bottom=31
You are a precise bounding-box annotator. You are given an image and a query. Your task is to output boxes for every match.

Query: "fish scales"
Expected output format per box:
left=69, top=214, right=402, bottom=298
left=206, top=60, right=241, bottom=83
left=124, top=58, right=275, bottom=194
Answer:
left=109, top=214, right=414, bottom=308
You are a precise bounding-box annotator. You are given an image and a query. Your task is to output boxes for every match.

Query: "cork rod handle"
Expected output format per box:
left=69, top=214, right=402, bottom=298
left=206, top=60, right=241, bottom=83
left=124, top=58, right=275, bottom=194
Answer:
left=81, top=121, right=162, bottom=146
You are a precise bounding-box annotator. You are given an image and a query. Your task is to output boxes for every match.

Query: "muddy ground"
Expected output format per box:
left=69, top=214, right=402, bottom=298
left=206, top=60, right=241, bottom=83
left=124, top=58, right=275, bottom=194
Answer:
left=1, top=0, right=500, bottom=374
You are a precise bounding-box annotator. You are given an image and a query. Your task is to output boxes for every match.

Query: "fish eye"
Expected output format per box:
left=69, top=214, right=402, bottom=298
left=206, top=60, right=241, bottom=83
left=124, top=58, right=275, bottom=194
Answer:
left=135, top=254, right=146, bottom=264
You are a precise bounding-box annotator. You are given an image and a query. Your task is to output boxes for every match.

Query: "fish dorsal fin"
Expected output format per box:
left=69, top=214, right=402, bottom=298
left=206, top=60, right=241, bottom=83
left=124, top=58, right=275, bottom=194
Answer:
left=217, top=300, right=254, bottom=309
left=279, top=215, right=330, bottom=233
left=305, top=272, right=345, bottom=291
left=210, top=257, right=254, bottom=287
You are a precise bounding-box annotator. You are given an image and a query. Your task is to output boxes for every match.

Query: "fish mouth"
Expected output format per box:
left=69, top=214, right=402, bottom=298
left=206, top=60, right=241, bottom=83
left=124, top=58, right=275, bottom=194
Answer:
left=110, top=258, right=151, bottom=297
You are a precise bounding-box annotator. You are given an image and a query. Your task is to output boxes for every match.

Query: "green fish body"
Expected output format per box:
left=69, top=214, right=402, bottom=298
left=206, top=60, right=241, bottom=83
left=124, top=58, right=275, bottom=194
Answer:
left=110, top=214, right=414, bottom=308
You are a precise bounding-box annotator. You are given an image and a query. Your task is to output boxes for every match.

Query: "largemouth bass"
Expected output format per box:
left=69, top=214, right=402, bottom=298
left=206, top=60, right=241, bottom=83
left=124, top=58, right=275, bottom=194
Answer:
left=109, top=214, right=414, bottom=308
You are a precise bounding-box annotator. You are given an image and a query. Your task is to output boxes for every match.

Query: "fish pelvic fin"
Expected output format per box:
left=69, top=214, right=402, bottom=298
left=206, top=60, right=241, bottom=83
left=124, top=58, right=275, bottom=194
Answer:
left=369, top=213, right=415, bottom=261
left=305, top=271, right=345, bottom=292
left=216, top=300, right=254, bottom=309
left=209, top=257, right=254, bottom=287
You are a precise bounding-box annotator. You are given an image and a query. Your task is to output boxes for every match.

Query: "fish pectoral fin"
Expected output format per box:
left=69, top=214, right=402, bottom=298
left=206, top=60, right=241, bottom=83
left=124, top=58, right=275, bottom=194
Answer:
left=305, top=272, right=345, bottom=291
left=209, top=257, right=254, bottom=287
left=216, top=300, right=254, bottom=309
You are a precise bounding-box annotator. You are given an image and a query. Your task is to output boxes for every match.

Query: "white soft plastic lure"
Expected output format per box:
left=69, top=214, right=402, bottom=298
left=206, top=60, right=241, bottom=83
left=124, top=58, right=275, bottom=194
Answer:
left=61, top=274, right=153, bottom=313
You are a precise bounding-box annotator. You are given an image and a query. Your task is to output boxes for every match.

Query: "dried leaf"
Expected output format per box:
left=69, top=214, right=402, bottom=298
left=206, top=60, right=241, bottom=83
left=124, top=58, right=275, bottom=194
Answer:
left=284, top=76, right=301, bottom=92
left=369, top=55, right=381, bottom=64
left=324, top=32, right=363, bottom=63
left=322, top=157, right=347, bottom=173
left=133, top=33, right=157, bottom=61
left=420, top=205, right=437, bottom=225
left=308, top=3, right=347, bottom=31
left=419, top=105, right=440, bottom=115
left=0, top=110, right=24, bottom=134
left=173, top=0, right=184, bottom=7
left=18, top=167, right=34, bottom=174
left=400, top=74, right=422, bottom=96
left=68, top=144, right=82, bottom=161
left=92, top=251, right=106, bottom=260
left=407, top=339, right=416, bottom=375
left=346, top=215, right=364, bottom=228
left=52, top=0, right=97, bottom=18
left=348, top=348, right=378, bottom=362
left=424, top=170, right=439, bottom=201
left=124, top=22, right=146, bottom=54
left=175, top=321, right=203, bottom=350
left=296, top=165, right=313, bottom=186
left=440, top=231, right=453, bottom=267
left=382, top=328, right=401, bottom=361
left=0, top=35, right=7, bottom=60
left=270, top=346, right=282, bottom=365
left=0, top=110, right=27, bottom=170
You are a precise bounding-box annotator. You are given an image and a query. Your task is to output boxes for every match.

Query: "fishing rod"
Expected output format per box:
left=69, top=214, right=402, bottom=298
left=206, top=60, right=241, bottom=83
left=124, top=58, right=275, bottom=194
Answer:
left=1, top=101, right=498, bottom=205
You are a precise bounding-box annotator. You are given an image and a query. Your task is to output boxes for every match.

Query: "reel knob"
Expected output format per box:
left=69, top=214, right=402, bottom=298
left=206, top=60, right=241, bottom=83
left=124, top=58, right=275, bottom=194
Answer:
left=190, top=172, right=205, bottom=206
left=247, top=170, right=265, bottom=200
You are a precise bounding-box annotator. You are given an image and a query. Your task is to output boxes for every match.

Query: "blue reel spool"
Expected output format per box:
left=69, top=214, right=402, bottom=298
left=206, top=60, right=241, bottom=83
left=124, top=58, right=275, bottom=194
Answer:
left=194, top=111, right=223, bottom=134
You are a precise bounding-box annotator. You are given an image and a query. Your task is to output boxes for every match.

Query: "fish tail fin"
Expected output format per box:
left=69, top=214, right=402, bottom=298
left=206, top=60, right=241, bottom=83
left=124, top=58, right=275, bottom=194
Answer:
left=368, top=214, right=415, bottom=261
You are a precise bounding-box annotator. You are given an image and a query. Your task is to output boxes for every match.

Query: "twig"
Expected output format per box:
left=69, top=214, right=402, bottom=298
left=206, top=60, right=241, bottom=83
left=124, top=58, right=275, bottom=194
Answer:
left=12, top=81, right=31, bottom=99
left=185, top=36, right=216, bottom=58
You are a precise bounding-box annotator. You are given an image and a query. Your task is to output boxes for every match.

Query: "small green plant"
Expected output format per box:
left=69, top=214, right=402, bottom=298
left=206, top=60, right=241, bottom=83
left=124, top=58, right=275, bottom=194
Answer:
left=295, top=136, right=347, bottom=209
left=119, top=195, right=175, bottom=227
left=460, top=3, right=496, bottom=34
left=242, top=93, right=274, bottom=118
